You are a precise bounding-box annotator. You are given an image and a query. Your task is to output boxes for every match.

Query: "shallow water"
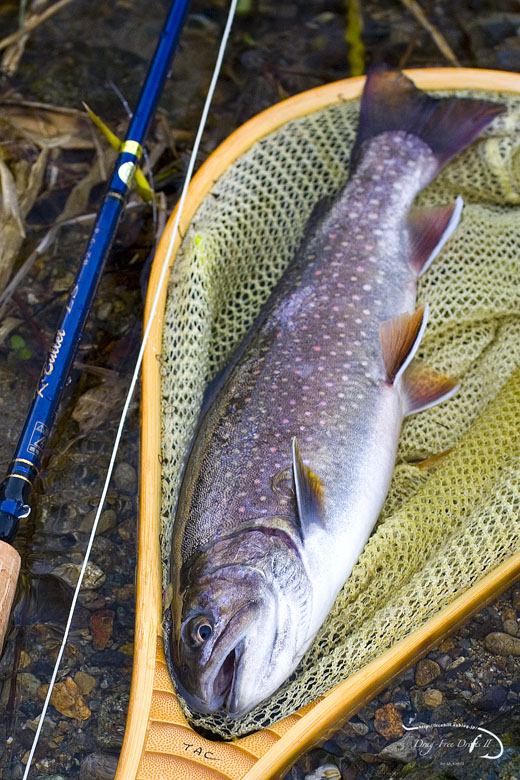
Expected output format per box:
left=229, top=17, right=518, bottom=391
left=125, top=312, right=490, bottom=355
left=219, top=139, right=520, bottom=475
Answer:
left=0, top=1, right=519, bottom=779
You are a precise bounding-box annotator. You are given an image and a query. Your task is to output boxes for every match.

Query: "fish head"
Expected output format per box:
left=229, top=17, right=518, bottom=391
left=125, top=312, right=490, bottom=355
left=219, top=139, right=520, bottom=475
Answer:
left=171, top=526, right=311, bottom=717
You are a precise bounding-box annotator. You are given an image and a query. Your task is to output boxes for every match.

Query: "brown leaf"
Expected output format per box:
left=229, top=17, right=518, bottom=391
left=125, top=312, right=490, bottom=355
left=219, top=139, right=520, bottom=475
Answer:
left=72, top=381, right=124, bottom=432
left=0, top=102, right=93, bottom=150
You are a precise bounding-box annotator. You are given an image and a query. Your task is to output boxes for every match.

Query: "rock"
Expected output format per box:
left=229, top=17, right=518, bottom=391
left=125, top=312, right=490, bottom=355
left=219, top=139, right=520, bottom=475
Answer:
left=17, top=673, right=41, bottom=698
left=96, top=692, right=129, bottom=749
left=374, top=703, right=404, bottom=739
left=415, top=659, right=441, bottom=686
left=113, top=584, right=134, bottom=601
left=79, top=510, right=117, bottom=535
left=19, top=651, right=31, bottom=668
left=74, top=672, right=96, bottom=696
left=117, top=520, right=133, bottom=541
left=378, top=733, right=417, bottom=763
left=512, top=589, right=520, bottom=610
left=39, top=677, right=91, bottom=720
left=341, top=721, right=369, bottom=737
left=51, top=562, right=106, bottom=590
left=90, top=610, right=115, bottom=650
left=113, top=462, right=137, bottom=492
left=446, top=656, right=469, bottom=672
left=503, top=618, right=519, bottom=636
left=359, top=753, right=379, bottom=764
left=423, top=688, right=443, bottom=708
left=97, top=302, right=113, bottom=321
left=474, top=685, right=507, bottom=711
left=485, top=632, right=520, bottom=656
left=410, top=689, right=423, bottom=711
left=439, top=639, right=455, bottom=652
left=79, top=752, right=118, bottom=780
left=78, top=591, right=107, bottom=610
left=393, top=690, right=412, bottom=711
left=436, top=653, right=452, bottom=670
left=304, top=764, right=341, bottom=780
left=90, top=650, right=131, bottom=667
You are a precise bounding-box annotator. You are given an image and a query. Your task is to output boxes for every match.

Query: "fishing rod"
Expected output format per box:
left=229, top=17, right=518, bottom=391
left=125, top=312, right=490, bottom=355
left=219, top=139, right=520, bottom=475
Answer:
left=0, top=0, right=191, bottom=648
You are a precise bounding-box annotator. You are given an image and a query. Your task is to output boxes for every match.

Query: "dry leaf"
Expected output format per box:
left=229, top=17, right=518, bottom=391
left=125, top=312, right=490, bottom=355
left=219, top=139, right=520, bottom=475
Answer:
left=0, top=102, right=93, bottom=150
left=0, top=147, right=48, bottom=288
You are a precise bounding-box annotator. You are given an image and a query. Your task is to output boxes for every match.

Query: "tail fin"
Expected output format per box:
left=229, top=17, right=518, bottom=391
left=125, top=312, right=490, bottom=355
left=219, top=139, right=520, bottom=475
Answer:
left=351, top=70, right=504, bottom=171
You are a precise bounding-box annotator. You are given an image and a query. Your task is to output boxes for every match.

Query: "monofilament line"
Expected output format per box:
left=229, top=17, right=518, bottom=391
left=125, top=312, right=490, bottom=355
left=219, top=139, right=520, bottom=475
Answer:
left=21, top=1, right=238, bottom=776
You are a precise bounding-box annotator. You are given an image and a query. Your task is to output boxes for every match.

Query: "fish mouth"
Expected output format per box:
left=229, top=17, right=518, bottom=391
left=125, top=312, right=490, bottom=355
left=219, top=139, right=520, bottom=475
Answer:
left=201, top=603, right=254, bottom=713
left=212, top=639, right=244, bottom=711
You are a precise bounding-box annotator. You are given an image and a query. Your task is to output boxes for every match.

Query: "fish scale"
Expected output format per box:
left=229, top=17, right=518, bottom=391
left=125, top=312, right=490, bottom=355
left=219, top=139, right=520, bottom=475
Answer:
left=169, top=70, right=504, bottom=719
left=184, top=133, right=433, bottom=541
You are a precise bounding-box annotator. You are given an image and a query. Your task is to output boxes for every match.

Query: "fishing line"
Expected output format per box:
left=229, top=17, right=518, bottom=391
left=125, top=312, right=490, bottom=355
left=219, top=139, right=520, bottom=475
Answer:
left=21, top=1, right=238, bottom=775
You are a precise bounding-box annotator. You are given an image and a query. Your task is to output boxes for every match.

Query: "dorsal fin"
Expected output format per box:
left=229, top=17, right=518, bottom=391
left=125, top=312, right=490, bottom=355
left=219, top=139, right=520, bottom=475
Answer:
left=379, top=304, right=428, bottom=385
left=292, top=438, right=325, bottom=536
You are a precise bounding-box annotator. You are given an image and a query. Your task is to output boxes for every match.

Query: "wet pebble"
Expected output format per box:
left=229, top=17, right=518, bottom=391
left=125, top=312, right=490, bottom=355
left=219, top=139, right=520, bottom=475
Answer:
left=392, top=690, right=412, bottom=711
left=303, top=765, right=340, bottom=780
left=74, top=672, right=96, bottom=696
left=415, top=659, right=440, bottom=687
left=341, top=720, right=369, bottom=737
left=51, top=561, right=106, bottom=590
left=95, top=692, right=129, bottom=749
left=79, top=752, right=118, bottom=780
left=89, top=650, right=131, bottom=668
left=422, top=688, right=443, bottom=708
left=113, top=462, right=137, bottom=492
left=434, top=653, right=452, bottom=670
left=17, top=673, right=41, bottom=698
left=373, top=703, right=403, bottom=740
left=485, top=631, right=520, bottom=655
left=38, top=677, right=91, bottom=720
left=502, top=618, right=519, bottom=636
left=90, top=610, right=115, bottom=650
left=474, top=684, right=507, bottom=711
left=79, top=509, right=117, bottom=535
left=378, top=733, right=417, bottom=763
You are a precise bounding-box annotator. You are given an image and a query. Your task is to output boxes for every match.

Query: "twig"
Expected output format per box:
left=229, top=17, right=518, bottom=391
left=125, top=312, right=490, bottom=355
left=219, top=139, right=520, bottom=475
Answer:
left=0, top=0, right=75, bottom=53
left=399, top=0, right=460, bottom=67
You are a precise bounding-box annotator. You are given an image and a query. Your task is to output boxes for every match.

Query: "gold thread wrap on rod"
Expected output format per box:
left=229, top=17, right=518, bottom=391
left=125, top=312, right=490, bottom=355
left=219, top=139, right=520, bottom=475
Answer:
left=120, top=140, right=143, bottom=159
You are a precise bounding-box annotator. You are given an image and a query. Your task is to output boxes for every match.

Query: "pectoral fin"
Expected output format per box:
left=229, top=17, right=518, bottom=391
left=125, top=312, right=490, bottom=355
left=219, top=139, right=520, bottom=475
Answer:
left=402, top=361, right=459, bottom=415
left=292, top=437, right=325, bottom=536
left=379, top=304, right=428, bottom=385
left=409, top=196, right=463, bottom=278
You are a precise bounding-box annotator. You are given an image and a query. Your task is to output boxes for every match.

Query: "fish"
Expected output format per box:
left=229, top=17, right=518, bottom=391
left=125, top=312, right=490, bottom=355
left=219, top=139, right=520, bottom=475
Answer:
left=168, top=71, right=504, bottom=719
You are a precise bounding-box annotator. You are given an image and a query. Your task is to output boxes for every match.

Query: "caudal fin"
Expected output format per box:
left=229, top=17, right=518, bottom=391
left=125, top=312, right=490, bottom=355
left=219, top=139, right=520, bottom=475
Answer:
left=351, top=70, right=504, bottom=171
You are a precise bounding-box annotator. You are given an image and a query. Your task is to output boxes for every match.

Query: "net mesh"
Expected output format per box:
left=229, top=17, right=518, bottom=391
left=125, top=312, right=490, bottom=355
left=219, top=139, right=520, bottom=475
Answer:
left=158, top=88, right=520, bottom=738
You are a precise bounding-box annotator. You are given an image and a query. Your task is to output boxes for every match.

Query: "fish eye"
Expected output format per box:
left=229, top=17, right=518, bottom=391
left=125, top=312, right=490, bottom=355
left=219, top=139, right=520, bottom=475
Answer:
left=182, top=614, right=214, bottom=648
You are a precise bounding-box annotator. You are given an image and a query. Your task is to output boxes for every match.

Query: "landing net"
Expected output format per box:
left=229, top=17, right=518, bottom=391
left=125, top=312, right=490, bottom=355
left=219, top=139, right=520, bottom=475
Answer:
left=159, top=89, right=520, bottom=737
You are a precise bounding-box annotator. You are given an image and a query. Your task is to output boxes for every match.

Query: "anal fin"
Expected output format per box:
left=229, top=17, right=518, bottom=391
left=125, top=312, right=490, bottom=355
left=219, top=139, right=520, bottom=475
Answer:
left=409, top=196, right=463, bottom=278
left=292, top=438, right=325, bottom=537
left=402, top=361, right=459, bottom=416
left=379, top=304, right=428, bottom=385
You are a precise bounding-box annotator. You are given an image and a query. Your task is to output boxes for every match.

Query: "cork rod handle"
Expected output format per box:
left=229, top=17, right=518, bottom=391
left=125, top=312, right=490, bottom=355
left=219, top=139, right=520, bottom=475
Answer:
left=0, top=540, right=21, bottom=648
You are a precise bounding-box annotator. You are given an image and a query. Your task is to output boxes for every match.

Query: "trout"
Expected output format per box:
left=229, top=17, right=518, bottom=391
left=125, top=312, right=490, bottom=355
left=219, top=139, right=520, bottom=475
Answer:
left=169, top=71, right=503, bottom=718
